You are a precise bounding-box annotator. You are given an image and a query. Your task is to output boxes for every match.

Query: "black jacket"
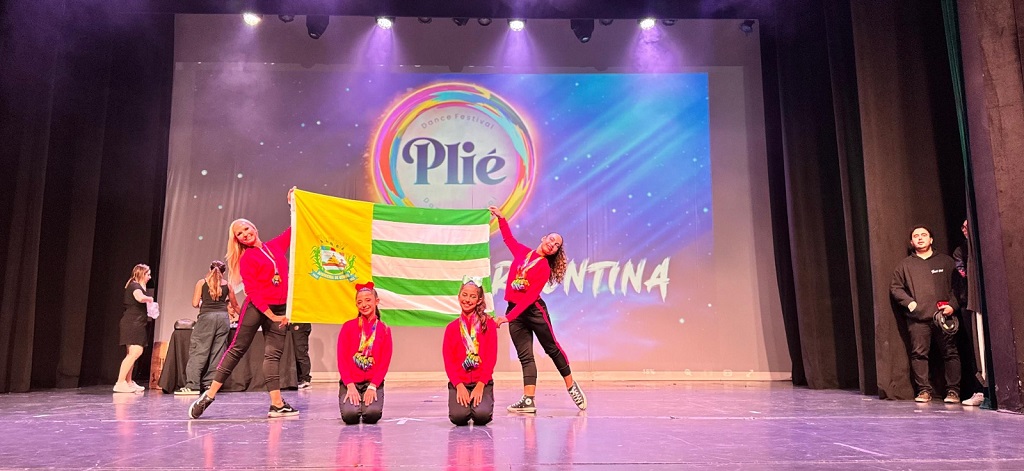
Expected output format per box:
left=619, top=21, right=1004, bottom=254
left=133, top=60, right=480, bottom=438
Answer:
left=890, top=251, right=959, bottom=321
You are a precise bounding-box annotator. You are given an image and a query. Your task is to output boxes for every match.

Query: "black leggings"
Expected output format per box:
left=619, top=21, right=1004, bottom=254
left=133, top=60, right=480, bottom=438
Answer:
left=214, top=303, right=288, bottom=391
left=507, top=299, right=571, bottom=386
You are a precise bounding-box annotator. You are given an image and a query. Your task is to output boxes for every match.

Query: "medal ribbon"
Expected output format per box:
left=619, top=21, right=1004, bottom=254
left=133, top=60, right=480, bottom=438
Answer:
left=258, top=245, right=281, bottom=285
left=353, top=317, right=378, bottom=370
left=512, top=251, right=542, bottom=290
left=459, top=315, right=481, bottom=371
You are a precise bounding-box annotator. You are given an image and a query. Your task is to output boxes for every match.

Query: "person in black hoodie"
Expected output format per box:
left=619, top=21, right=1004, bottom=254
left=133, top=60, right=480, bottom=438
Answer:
left=890, top=225, right=960, bottom=404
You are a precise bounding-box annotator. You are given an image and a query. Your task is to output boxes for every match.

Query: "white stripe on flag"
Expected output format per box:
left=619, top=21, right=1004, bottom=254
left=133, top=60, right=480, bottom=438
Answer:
left=372, top=220, right=491, bottom=245
left=378, top=289, right=496, bottom=315
left=371, top=254, right=491, bottom=281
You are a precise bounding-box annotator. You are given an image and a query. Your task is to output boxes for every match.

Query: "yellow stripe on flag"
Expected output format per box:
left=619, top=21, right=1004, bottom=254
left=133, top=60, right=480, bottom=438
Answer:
left=288, top=190, right=373, bottom=324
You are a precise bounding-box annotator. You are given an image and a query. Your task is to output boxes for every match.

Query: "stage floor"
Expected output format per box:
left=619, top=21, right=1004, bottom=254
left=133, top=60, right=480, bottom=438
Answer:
left=3, top=381, right=1023, bottom=469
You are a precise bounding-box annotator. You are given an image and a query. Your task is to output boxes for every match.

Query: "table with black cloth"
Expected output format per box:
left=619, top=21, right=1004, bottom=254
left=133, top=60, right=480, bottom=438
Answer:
left=158, top=327, right=298, bottom=393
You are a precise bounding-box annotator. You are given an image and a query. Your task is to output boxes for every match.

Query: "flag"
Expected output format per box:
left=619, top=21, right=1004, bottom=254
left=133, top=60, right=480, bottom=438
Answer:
left=288, top=190, right=493, bottom=325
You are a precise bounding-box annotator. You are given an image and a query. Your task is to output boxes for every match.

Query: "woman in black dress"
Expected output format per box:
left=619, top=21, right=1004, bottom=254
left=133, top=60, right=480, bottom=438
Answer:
left=115, top=264, right=155, bottom=393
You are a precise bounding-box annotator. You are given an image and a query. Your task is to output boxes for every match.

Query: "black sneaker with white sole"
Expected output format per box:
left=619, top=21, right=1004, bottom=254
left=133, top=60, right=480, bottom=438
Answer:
left=268, top=401, right=300, bottom=418
left=507, top=395, right=537, bottom=413
left=188, top=392, right=215, bottom=419
left=567, top=382, right=588, bottom=411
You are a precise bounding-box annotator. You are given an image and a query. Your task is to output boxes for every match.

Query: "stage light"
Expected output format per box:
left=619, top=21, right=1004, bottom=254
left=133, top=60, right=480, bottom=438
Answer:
left=508, top=19, right=525, bottom=31
left=638, top=18, right=656, bottom=30
left=599, top=19, right=614, bottom=26
left=570, top=19, right=594, bottom=43
left=306, top=15, right=329, bottom=39
left=242, top=12, right=262, bottom=26
left=662, top=19, right=676, bottom=26
left=418, top=17, right=432, bottom=24
left=478, top=18, right=492, bottom=26
left=278, top=15, right=295, bottom=23
left=452, top=17, right=469, bottom=26
left=376, top=16, right=394, bottom=29
left=740, top=19, right=755, bottom=34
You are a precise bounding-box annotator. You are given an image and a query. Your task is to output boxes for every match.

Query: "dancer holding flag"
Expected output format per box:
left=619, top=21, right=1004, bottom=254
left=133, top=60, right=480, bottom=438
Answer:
left=188, top=188, right=298, bottom=419
left=337, top=282, right=393, bottom=425
left=442, top=276, right=498, bottom=426
left=488, top=206, right=587, bottom=413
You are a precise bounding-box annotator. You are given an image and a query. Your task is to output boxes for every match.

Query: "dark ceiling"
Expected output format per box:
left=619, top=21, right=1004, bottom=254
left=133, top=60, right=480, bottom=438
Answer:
left=99, top=0, right=773, bottom=20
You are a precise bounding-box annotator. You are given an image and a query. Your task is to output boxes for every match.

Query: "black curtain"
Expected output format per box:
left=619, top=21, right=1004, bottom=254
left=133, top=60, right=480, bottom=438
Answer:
left=768, top=0, right=969, bottom=395
left=954, top=0, right=1024, bottom=413
left=0, top=1, right=172, bottom=392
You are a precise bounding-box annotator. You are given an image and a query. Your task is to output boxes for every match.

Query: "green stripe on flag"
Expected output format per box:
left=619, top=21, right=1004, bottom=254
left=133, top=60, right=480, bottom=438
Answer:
left=380, top=309, right=458, bottom=327
left=372, top=240, right=489, bottom=261
left=375, top=276, right=492, bottom=296
left=373, top=204, right=490, bottom=226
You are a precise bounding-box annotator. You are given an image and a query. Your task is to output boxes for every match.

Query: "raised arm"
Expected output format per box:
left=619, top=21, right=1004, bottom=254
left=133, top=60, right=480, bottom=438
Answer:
left=265, top=227, right=292, bottom=255
left=489, top=206, right=529, bottom=254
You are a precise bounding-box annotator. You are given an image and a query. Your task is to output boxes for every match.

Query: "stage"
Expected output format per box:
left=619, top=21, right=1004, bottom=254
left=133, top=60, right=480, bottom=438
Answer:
left=4, top=381, right=1023, bottom=469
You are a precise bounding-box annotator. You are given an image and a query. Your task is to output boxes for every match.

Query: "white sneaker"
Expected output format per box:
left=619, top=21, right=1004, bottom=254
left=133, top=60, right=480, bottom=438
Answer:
left=174, top=387, right=200, bottom=396
left=961, top=392, right=985, bottom=406
left=130, top=381, right=146, bottom=392
left=297, top=381, right=312, bottom=390
left=113, top=381, right=136, bottom=393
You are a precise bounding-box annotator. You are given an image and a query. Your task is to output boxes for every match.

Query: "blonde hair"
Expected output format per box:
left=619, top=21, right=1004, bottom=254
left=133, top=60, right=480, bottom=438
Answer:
left=125, top=264, right=150, bottom=288
left=225, top=218, right=255, bottom=286
left=206, top=260, right=226, bottom=299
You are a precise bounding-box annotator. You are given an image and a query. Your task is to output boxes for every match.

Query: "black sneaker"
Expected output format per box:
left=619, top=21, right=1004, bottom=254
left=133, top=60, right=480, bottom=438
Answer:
left=188, top=392, right=215, bottom=419
left=567, top=382, right=588, bottom=411
left=268, top=401, right=299, bottom=418
left=507, top=395, right=537, bottom=413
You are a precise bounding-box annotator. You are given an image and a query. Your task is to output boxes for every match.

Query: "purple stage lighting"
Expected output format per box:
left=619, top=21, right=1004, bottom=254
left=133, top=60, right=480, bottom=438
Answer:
left=376, top=17, right=394, bottom=29
left=639, top=18, right=656, bottom=30
left=508, top=19, right=526, bottom=31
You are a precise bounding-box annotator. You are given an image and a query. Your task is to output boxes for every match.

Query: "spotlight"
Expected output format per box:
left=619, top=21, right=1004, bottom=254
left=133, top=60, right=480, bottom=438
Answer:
left=278, top=15, right=295, bottom=23
left=638, top=18, right=656, bottom=30
left=599, top=19, right=614, bottom=26
left=508, top=19, right=526, bottom=31
left=740, top=19, right=755, bottom=34
left=418, top=17, right=432, bottom=24
left=662, top=19, right=676, bottom=26
left=478, top=18, right=492, bottom=26
left=452, top=17, right=469, bottom=26
left=570, top=19, right=594, bottom=43
left=376, top=16, right=394, bottom=29
left=242, top=12, right=262, bottom=26
left=306, top=15, right=329, bottom=39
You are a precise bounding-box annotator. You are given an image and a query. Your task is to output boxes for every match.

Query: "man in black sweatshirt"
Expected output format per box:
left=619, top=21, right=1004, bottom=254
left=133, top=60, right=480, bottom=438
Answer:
left=890, top=225, right=960, bottom=403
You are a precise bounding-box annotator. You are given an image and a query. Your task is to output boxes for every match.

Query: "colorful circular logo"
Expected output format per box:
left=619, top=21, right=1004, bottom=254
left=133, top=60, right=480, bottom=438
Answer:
left=370, top=82, right=535, bottom=225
